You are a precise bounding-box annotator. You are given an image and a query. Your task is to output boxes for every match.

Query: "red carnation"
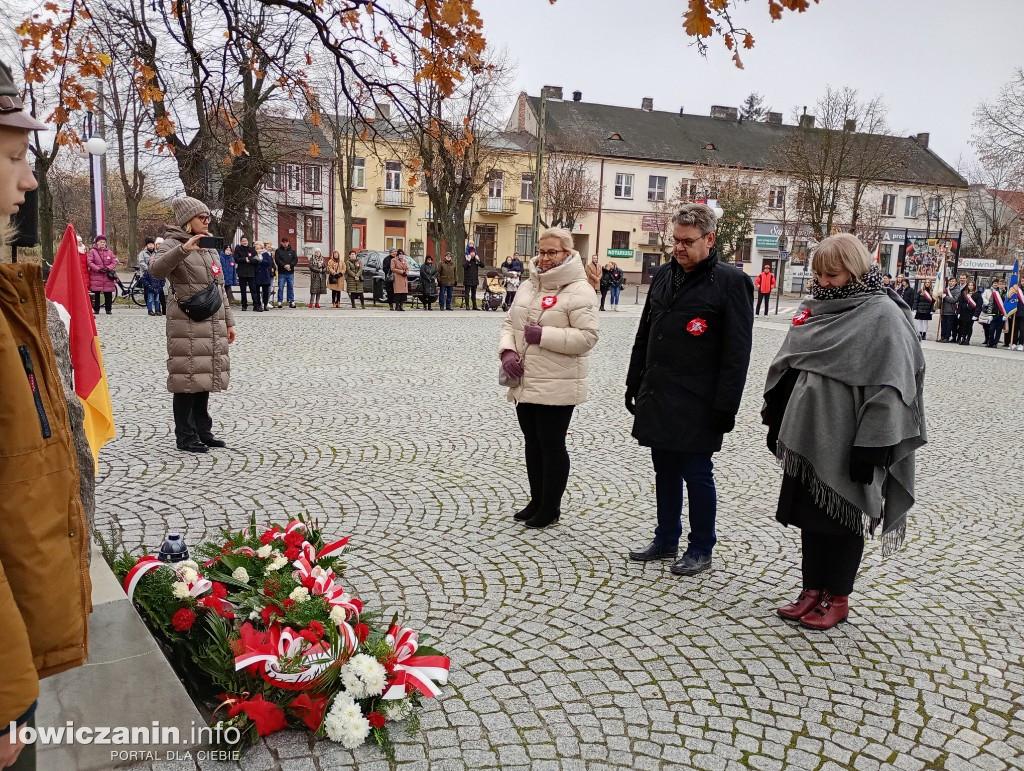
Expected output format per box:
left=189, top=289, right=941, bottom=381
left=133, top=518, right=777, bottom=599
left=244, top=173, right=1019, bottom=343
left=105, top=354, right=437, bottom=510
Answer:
left=284, top=546, right=300, bottom=561
left=226, top=694, right=287, bottom=737
left=354, top=623, right=370, bottom=642
left=261, top=606, right=280, bottom=625
left=211, top=582, right=228, bottom=599
left=284, top=531, right=304, bottom=548
left=301, top=575, right=316, bottom=590
left=307, top=621, right=325, bottom=638
left=283, top=599, right=295, bottom=610
left=172, top=608, right=196, bottom=632
left=260, top=527, right=280, bottom=545
left=367, top=712, right=386, bottom=729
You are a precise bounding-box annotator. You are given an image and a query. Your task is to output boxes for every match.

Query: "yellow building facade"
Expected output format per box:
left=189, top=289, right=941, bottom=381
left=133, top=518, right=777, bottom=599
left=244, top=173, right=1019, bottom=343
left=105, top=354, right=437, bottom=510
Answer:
left=333, top=138, right=537, bottom=267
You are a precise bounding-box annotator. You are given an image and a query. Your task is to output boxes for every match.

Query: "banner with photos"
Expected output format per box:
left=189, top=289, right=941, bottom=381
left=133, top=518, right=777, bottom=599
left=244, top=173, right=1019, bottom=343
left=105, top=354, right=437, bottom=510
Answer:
left=903, top=235, right=959, bottom=279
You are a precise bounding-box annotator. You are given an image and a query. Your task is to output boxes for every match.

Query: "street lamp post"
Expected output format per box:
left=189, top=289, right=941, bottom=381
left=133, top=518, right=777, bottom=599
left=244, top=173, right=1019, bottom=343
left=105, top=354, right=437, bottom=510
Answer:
left=85, top=111, right=108, bottom=240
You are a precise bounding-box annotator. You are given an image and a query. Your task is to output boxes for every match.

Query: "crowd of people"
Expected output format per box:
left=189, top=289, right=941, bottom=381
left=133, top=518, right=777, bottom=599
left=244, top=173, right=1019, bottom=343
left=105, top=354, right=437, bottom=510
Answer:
left=887, top=273, right=1023, bottom=350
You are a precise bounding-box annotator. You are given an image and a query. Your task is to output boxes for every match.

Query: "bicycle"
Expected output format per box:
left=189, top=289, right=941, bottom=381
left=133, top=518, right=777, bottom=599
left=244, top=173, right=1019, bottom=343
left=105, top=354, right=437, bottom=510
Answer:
left=111, top=266, right=146, bottom=308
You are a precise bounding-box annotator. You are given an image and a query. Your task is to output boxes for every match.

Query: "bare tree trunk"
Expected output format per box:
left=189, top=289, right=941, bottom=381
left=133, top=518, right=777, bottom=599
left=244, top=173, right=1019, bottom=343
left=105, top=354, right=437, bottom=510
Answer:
left=36, top=157, right=56, bottom=263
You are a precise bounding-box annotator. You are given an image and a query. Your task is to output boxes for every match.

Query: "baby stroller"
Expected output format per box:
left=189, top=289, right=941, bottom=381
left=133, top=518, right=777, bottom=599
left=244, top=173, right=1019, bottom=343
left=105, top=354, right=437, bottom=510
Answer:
left=482, top=270, right=505, bottom=311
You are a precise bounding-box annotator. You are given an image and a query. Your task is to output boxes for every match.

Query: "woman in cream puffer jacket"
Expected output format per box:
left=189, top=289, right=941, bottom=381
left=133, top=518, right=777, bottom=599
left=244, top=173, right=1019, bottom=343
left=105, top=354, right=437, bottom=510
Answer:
left=498, top=227, right=599, bottom=530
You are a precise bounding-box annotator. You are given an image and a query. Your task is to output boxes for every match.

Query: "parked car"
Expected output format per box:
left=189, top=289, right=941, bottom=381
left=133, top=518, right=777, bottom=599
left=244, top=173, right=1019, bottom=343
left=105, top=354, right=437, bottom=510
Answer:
left=357, top=250, right=421, bottom=301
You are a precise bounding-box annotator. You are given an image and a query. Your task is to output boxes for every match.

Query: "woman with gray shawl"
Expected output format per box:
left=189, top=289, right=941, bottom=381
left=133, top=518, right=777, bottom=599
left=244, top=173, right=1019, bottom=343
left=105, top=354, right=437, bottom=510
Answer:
left=762, top=233, right=926, bottom=630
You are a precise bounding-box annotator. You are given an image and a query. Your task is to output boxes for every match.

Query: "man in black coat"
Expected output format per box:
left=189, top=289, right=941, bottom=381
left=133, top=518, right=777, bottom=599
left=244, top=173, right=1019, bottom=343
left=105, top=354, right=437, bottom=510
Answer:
left=233, top=236, right=259, bottom=311
left=625, top=204, right=754, bottom=576
left=274, top=237, right=298, bottom=308
left=382, top=248, right=396, bottom=310
left=463, top=247, right=482, bottom=310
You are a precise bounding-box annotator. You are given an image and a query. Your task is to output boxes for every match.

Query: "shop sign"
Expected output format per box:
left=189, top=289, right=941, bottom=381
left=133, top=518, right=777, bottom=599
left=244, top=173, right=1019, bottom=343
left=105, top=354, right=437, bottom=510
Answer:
left=755, top=235, right=778, bottom=250
left=959, top=258, right=997, bottom=270
left=607, top=248, right=634, bottom=258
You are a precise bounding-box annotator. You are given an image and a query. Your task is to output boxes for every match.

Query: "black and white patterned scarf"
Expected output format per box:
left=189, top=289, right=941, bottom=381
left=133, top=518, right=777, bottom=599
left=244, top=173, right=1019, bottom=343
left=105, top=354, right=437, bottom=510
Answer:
left=808, top=264, right=883, bottom=301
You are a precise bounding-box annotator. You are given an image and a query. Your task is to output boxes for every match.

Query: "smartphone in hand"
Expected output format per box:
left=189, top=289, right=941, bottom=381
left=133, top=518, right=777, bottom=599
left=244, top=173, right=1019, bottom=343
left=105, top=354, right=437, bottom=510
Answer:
left=197, top=236, right=225, bottom=251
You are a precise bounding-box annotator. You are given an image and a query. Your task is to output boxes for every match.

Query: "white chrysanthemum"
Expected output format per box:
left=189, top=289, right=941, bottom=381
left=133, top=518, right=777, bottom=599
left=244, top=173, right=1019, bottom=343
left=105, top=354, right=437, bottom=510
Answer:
left=266, top=556, right=288, bottom=572
left=329, top=606, right=347, bottom=626
left=339, top=715, right=370, bottom=749
left=180, top=560, right=199, bottom=571
left=256, top=544, right=273, bottom=559
left=232, top=567, right=249, bottom=583
left=289, top=586, right=310, bottom=602
left=330, top=692, right=355, bottom=711
left=382, top=698, right=414, bottom=723
left=323, top=713, right=347, bottom=742
left=340, top=654, right=388, bottom=698
left=171, top=582, right=191, bottom=600
left=179, top=567, right=198, bottom=583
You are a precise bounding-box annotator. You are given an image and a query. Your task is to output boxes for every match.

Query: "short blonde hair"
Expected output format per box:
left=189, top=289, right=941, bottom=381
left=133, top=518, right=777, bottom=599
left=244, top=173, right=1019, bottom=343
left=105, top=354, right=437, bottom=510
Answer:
left=811, top=233, right=872, bottom=279
left=537, top=227, right=574, bottom=253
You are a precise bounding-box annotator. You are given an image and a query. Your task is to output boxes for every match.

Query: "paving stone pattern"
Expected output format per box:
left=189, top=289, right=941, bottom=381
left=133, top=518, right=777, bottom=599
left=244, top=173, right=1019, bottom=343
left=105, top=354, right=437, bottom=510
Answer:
left=91, top=307, right=1024, bottom=770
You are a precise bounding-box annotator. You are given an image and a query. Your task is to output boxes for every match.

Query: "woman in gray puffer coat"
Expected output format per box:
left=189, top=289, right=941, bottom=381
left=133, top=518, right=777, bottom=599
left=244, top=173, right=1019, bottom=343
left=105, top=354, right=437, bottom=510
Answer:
left=148, top=197, right=236, bottom=453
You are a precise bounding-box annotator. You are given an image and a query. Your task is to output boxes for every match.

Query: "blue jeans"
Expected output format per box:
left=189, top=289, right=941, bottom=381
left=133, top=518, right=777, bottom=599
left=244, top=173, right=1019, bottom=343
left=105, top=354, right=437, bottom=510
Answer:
left=145, top=289, right=161, bottom=314
left=439, top=285, right=453, bottom=309
left=609, top=285, right=621, bottom=305
left=651, top=449, right=717, bottom=556
left=277, top=272, right=294, bottom=303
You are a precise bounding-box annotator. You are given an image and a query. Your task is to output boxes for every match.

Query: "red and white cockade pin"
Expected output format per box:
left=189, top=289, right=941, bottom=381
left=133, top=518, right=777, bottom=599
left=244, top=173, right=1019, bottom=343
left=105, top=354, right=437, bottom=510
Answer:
left=540, top=295, right=558, bottom=309
left=211, top=261, right=222, bottom=276
left=686, top=317, right=708, bottom=336
left=792, top=308, right=811, bottom=326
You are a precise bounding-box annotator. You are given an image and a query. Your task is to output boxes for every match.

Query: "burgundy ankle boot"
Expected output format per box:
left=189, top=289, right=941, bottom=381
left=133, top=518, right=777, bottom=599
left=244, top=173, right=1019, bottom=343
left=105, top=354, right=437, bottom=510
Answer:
left=777, top=589, right=821, bottom=620
left=799, top=592, right=849, bottom=630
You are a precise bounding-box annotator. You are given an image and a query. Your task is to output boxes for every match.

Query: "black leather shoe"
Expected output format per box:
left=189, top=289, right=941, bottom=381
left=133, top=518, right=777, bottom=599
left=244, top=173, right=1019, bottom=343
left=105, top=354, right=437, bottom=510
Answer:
left=513, top=503, right=537, bottom=522
left=177, top=440, right=209, bottom=453
left=524, top=510, right=560, bottom=529
left=199, top=435, right=227, bottom=448
left=670, top=551, right=713, bottom=576
left=628, top=541, right=678, bottom=562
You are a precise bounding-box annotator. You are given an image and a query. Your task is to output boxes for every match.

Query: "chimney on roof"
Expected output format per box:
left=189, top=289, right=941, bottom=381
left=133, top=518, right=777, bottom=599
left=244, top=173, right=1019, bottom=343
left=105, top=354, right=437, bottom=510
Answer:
left=374, top=102, right=390, bottom=121
left=540, top=85, right=563, bottom=100
left=799, top=113, right=815, bottom=129
left=844, top=118, right=856, bottom=132
left=710, top=105, right=739, bottom=120
left=572, top=90, right=582, bottom=102
left=915, top=132, right=930, bottom=149
left=767, top=112, right=782, bottom=124
left=641, top=97, right=653, bottom=112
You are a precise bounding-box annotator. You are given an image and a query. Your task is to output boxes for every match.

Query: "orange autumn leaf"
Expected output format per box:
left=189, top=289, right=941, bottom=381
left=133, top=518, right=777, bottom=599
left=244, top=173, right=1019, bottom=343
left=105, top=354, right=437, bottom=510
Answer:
left=683, top=0, right=715, bottom=37
left=228, top=139, right=246, bottom=157
left=308, top=141, right=320, bottom=157
left=743, top=32, right=754, bottom=49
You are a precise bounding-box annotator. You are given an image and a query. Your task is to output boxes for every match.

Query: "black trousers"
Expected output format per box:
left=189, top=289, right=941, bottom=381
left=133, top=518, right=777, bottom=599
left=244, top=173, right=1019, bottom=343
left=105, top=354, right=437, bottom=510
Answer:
left=258, top=284, right=271, bottom=308
left=348, top=292, right=365, bottom=308
left=756, top=292, right=771, bottom=316
left=385, top=279, right=394, bottom=307
left=92, top=291, right=113, bottom=314
left=801, top=529, right=864, bottom=596
left=238, top=276, right=260, bottom=309
left=600, top=288, right=609, bottom=310
left=331, top=290, right=342, bottom=304
left=172, top=391, right=213, bottom=444
left=464, top=284, right=478, bottom=308
left=516, top=403, right=574, bottom=516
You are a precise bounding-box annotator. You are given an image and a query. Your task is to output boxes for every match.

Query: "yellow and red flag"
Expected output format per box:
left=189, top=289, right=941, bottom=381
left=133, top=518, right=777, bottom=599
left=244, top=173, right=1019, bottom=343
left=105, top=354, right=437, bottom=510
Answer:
left=45, top=224, right=115, bottom=467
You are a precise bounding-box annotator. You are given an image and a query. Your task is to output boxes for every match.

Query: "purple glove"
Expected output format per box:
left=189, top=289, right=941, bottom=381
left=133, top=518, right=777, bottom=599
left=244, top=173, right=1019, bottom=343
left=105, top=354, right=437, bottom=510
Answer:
left=501, top=349, right=524, bottom=380
left=524, top=323, right=543, bottom=345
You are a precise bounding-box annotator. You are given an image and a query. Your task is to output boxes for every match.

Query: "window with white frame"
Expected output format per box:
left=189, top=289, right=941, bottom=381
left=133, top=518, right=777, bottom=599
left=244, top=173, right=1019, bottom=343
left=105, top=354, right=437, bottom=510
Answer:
left=768, top=186, right=786, bottom=209
left=881, top=193, right=896, bottom=217
left=287, top=164, right=301, bottom=192
left=516, top=225, right=533, bottom=255
left=647, top=175, right=667, bottom=202
left=614, top=173, right=633, bottom=199
left=927, top=196, right=942, bottom=219
left=487, top=170, right=504, bottom=199
left=680, top=179, right=699, bottom=201
left=304, top=165, right=322, bottom=194
left=385, top=161, right=402, bottom=191
left=351, top=158, right=365, bottom=189
left=904, top=195, right=920, bottom=218
left=267, top=164, right=285, bottom=190
left=520, top=173, right=534, bottom=201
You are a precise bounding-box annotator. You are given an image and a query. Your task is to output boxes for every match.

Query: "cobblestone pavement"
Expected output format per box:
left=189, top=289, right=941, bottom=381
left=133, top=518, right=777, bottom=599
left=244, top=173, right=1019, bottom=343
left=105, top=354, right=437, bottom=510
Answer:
left=89, top=305, right=1024, bottom=771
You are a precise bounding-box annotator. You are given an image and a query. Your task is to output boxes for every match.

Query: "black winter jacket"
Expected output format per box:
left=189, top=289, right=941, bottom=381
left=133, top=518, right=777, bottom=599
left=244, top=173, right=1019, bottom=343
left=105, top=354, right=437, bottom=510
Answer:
left=233, top=243, right=258, bottom=279
left=463, top=256, right=482, bottom=285
left=913, top=286, right=935, bottom=319
left=275, top=246, right=298, bottom=274
left=626, top=254, right=755, bottom=453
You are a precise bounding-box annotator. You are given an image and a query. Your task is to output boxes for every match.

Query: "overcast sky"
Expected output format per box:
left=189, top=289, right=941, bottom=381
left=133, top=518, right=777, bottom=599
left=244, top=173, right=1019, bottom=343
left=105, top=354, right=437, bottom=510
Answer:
left=475, top=0, right=1023, bottom=168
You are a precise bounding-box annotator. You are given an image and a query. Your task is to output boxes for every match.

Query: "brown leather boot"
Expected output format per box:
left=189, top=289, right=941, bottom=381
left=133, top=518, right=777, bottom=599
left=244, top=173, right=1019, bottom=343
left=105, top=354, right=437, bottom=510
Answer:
left=799, top=592, right=849, bottom=630
left=777, top=588, right=821, bottom=620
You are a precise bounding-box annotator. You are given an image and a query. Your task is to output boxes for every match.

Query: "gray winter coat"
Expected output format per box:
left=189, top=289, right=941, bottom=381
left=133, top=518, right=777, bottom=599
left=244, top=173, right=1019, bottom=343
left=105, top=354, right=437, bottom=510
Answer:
left=148, top=226, right=235, bottom=393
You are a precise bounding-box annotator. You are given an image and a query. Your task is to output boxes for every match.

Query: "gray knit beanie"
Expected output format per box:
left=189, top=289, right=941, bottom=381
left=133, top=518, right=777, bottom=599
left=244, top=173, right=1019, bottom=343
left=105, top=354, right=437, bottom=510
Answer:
left=171, top=196, right=210, bottom=227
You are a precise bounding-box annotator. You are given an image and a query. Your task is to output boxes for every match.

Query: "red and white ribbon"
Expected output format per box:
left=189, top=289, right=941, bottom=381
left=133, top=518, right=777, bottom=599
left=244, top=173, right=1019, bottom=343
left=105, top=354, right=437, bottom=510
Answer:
left=992, top=291, right=1006, bottom=315
left=235, top=626, right=335, bottom=690
left=381, top=623, right=450, bottom=700
left=123, top=556, right=163, bottom=602
left=317, top=536, right=349, bottom=560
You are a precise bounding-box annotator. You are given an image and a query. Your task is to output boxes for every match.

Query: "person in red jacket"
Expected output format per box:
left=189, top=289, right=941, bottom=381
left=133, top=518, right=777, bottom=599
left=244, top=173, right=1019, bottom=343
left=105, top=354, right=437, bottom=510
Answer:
left=754, top=264, right=777, bottom=316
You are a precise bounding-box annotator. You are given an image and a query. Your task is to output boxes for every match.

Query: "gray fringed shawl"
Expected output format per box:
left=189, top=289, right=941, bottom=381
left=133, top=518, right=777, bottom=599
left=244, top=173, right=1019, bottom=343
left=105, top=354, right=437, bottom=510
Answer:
left=762, top=288, right=926, bottom=555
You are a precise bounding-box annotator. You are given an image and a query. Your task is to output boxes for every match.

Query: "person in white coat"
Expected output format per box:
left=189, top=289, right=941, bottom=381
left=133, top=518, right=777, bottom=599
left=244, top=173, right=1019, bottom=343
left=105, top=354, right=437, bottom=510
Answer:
left=499, top=227, right=599, bottom=529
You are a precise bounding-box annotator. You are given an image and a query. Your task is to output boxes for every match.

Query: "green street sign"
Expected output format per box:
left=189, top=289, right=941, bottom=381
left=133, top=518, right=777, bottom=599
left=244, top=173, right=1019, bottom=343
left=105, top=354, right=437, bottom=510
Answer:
left=607, top=248, right=634, bottom=258
left=755, top=235, right=779, bottom=250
